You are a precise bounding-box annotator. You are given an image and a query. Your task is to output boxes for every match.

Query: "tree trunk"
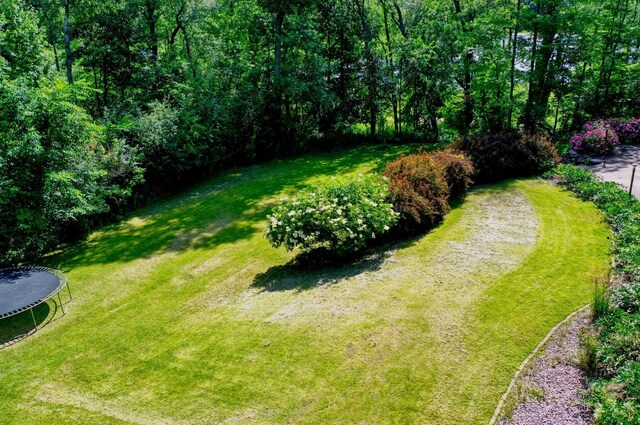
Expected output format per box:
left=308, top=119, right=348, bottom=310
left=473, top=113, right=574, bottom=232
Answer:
left=102, top=60, right=108, bottom=107
left=453, top=0, right=474, bottom=134
left=274, top=11, right=284, bottom=81
left=463, top=49, right=473, bottom=132
left=64, top=0, right=73, bottom=84
left=35, top=2, right=60, bottom=72
left=93, top=65, right=101, bottom=114
left=522, top=4, right=540, bottom=133
left=272, top=10, right=285, bottom=144
left=508, top=0, right=521, bottom=128
left=388, top=0, right=408, bottom=38
left=526, top=16, right=557, bottom=133
left=356, top=0, right=376, bottom=139
left=145, top=0, right=158, bottom=60
left=382, top=2, right=399, bottom=133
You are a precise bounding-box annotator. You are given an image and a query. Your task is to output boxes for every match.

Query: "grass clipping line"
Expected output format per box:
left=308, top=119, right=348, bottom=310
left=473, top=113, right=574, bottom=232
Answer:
left=488, top=303, right=591, bottom=425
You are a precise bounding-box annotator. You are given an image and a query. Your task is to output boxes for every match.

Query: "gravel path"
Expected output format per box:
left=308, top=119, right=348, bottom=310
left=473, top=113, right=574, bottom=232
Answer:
left=586, top=144, right=640, bottom=199
left=498, top=310, right=593, bottom=425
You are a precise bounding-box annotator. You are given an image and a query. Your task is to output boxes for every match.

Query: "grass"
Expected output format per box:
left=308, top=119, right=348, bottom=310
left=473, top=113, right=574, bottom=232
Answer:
left=0, top=145, right=611, bottom=424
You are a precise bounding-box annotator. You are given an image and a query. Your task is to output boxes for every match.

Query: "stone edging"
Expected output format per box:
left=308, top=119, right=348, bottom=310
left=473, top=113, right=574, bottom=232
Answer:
left=487, top=303, right=591, bottom=425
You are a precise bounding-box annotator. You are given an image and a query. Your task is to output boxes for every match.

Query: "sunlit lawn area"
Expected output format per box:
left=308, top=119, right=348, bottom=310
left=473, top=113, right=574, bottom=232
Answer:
left=0, top=145, right=610, bottom=424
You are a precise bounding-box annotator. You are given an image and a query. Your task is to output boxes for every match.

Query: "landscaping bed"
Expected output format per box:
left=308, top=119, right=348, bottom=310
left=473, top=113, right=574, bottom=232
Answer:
left=549, top=165, right=640, bottom=424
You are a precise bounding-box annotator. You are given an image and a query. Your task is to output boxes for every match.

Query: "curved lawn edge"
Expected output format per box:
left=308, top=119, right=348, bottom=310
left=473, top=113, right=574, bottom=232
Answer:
left=488, top=303, right=590, bottom=425
left=0, top=173, right=612, bottom=424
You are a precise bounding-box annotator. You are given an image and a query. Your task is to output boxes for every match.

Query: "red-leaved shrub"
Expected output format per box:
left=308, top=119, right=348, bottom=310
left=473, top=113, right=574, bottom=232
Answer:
left=430, top=150, right=474, bottom=199
left=385, top=177, right=445, bottom=234
left=383, top=151, right=473, bottom=234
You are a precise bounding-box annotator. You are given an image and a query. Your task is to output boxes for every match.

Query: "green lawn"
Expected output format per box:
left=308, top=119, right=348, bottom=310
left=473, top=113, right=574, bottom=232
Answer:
left=0, top=145, right=610, bottom=424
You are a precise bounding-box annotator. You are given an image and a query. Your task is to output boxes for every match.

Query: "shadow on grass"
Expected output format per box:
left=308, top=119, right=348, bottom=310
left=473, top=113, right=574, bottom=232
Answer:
left=250, top=180, right=522, bottom=293
left=0, top=303, right=50, bottom=347
left=50, top=145, right=420, bottom=271
left=252, top=233, right=424, bottom=292
left=252, top=250, right=390, bottom=292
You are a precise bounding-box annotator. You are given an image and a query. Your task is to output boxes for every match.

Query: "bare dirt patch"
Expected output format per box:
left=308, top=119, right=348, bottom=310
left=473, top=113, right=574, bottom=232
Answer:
left=234, top=189, right=539, bottom=328
left=433, top=189, right=538, bottom=276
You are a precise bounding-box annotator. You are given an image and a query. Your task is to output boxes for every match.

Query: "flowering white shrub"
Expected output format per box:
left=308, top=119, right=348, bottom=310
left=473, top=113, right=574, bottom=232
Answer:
left=265, top=175, right=398, bottom=254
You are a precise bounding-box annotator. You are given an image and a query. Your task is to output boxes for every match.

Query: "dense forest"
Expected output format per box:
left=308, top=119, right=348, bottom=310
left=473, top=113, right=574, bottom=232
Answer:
left=2, top=0, right=640, bottom=264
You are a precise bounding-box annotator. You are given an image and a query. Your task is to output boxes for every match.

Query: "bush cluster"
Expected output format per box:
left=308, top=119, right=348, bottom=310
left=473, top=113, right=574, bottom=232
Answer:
left=582, top=118, right=640, bottom=146
left=265, top=175, right=398, bottom=255
left=430, top=151, right=475, bottom=199
left=549, top=165, right=640, bottom=424
left=267, top=132, right=560, bottom=259
left=265, top=150, right=474, bottom=255
left=570, top=118, right=640, bottom=156
left=383, top=151, right=473, bottom=234
left=608, top=118, right=640, bottom=145
left=570, top=121, right=619, bottom=156
left=455, top=132, right=560, bottom=183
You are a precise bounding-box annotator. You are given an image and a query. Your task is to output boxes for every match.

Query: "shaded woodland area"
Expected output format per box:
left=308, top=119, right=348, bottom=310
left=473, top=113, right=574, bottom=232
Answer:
left=2, top=0, right=640, bottom=263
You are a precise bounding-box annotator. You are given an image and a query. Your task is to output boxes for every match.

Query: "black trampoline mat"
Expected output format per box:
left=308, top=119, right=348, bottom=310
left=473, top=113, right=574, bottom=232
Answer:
left=0, top=269, right=60, bottom=316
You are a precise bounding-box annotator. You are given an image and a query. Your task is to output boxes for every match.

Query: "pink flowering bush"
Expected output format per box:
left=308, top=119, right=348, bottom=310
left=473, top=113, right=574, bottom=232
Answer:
left=570, top=127, right=619, bottom=156
left=607, top=118, right=640, bottom=145
left=265, top=175, right=398, bottom=254
left=581, top=118, right=640, bottom=145
left=582, top=119, right=609, bottom=132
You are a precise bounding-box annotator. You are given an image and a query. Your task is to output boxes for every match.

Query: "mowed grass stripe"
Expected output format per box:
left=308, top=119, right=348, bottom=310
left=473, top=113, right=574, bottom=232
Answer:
left=0, top=147, right=609, bottom=424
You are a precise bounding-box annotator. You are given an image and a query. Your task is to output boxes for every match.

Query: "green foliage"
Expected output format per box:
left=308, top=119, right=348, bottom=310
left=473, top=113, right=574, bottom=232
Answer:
left=579, top=330, right=599, bottom=377
left=590, top=362, right=640, bottom=425
left=614, top=282, right=640, bottom=314
left=589, top=313, right=640, bottom=424
left=593, top=279, right=611, bottom=322
left=265, top=175, right=397, bottom=255
left=0, top=0, right=47, bottom=80
left=457, top=132, right=560, bottom=182
left=549, top=164, right=640, bottom=423
left=0, top=76, right=142, bottom=265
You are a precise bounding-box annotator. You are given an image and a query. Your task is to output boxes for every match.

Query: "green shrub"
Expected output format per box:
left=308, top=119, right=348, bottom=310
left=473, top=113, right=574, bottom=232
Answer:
left=265, top=175, right=398, bottom=255
left=383, top=152, right=451, bottom=234
left=591, top=362, right=640, bottom=425
left=614, top=282, right=640, bottom=313
left=579, top=330, right=599, bottom=376
left=594, top=310, right=640, bottom=376
left=456, top=132, right=560, bottom=182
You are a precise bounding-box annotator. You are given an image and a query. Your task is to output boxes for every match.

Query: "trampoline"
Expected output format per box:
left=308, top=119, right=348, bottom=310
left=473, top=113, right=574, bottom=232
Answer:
left=0, top=266, right=72, bottom=335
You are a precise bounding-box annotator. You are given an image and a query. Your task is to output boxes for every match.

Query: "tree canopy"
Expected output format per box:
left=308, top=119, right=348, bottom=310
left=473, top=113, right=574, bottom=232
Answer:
left=2, top=0, right=640, bottom=264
